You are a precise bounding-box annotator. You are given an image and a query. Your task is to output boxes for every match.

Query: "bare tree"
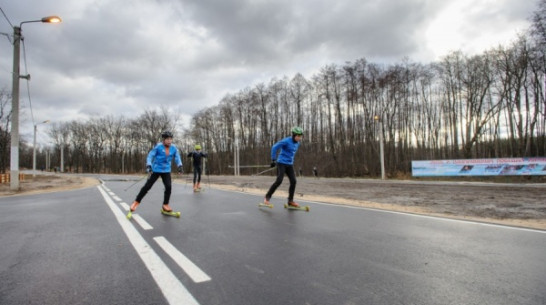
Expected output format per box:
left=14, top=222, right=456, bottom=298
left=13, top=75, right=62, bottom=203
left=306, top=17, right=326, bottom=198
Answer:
left=0, top=90, right=12, bottom=173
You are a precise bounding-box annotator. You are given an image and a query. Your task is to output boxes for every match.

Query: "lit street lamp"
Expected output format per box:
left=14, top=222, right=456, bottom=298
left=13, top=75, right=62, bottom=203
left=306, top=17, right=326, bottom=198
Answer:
left=10, top=16, right=61, bottom=190
left=374, top=115, right=386, bottom=180
left=33, top=120, right=50, bottom=176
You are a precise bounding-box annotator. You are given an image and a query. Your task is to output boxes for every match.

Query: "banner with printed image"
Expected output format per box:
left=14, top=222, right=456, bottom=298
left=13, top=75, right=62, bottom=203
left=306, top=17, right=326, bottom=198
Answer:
left=412, top=158, right=546, bottom=177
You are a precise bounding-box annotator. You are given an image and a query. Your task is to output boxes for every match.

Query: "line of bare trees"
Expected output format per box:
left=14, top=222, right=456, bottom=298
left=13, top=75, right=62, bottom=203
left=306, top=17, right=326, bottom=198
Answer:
left=189, top=39, right=545, bottom=177
left=2, top=2, right=546, bottom=177
left=0, top=105, right=188, bottom=174
left=43, top=108, right=190, bottom=174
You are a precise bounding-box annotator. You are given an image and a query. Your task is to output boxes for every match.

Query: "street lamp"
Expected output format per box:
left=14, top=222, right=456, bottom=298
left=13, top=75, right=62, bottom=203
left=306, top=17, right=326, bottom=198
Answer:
left=374, top=115, right=386, bottom=180
left=10, top=16, right=61, bottom=190
left=33, top=120, right=50, bottom=176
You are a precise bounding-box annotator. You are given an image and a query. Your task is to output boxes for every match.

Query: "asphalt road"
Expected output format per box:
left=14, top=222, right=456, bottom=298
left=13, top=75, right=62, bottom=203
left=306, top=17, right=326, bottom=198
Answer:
left=1, top=174, right=545, bottom=305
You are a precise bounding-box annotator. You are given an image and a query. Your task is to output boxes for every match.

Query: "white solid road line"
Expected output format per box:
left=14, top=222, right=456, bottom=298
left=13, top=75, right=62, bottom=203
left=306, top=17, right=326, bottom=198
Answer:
left=118, top=202, right=153, bottom=230
left=98, top=186, right=201, bottom=305
left=154, top=236, right=212, bottom=283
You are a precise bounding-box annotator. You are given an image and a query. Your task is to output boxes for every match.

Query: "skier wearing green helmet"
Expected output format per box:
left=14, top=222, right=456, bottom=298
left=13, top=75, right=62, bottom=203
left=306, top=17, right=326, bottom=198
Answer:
left=263, top=127, right=303, bottom=207
left=187, top=144, right=208, bottom=191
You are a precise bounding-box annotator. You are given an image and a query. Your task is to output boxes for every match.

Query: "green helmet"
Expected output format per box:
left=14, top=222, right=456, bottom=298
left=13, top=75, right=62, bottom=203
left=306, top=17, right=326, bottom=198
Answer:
left=291, top=126, right=303, bottom=135
left=194, top=144, right=202, bottom=150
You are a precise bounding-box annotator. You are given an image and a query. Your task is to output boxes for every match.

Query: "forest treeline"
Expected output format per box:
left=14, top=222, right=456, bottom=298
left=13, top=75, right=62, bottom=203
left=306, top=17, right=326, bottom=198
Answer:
left=1, top=2, right=546, bottom=177
left=189, top=41, right=545, bottom=177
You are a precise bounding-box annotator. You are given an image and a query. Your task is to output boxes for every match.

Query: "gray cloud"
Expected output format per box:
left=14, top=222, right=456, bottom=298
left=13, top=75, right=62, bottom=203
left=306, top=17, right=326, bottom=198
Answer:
left=0, top=0, right=536, bottom=145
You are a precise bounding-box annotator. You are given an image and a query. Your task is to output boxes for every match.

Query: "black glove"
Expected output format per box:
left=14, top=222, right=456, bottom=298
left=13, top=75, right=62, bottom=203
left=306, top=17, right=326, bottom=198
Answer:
left=270, top=160, right=276, bottom=168
left=177, top=165, right=183, bottom=174
left=146, top=165, right=152, bottom=173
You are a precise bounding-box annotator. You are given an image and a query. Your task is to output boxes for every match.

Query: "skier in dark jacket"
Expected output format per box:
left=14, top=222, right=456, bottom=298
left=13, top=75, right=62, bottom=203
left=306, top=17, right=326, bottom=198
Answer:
left=263, top=127, right=303, bottom=207
left=130, top=131, right=183, bottom=213
left=187, top=144, right=207, bottom=191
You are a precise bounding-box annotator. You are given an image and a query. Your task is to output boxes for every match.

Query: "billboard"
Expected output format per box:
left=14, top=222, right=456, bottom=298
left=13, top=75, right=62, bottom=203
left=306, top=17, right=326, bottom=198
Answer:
left=412, top=158, right=546, bottom=177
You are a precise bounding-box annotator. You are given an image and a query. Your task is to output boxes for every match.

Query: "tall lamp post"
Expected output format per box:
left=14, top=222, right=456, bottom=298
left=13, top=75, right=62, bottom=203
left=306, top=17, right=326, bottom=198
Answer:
left=33, top=120, right=50, bottom=176
left=374, top=115, right=386, bottom=180
left=10, top=16, right=61, bottom=190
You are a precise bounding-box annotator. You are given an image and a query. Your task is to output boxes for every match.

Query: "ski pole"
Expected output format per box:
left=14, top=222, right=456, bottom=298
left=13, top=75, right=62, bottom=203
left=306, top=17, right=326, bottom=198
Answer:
left=124, top=174, right=148, bottom=191
left=185, top=167, right=191, bottom=189
left=207, top=167, right=211, bottom=188
left=252, top=167, right=276, bottom=176
left=203, top=147, right=210, bottom=188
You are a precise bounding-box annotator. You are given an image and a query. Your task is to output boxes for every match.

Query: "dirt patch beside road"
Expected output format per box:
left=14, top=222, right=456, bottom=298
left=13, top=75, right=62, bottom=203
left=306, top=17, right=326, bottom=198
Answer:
left=0, top=174, right=99, bottom=197
left=194, top=175, right=546, bottom=231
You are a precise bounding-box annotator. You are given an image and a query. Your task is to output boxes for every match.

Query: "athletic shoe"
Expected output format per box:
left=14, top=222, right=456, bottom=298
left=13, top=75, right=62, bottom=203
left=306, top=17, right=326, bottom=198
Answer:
left=288, top=201, right=300, bottom=208
left=130, top=201, right=140, bottom=212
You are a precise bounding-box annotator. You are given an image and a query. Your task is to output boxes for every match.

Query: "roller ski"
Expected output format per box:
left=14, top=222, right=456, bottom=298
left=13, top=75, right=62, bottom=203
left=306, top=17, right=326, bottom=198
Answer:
left=161, top=209, right=181, bottom=217
left=127, top=201, right=140, bottom=219
left=284, top=201, right=309, bottom=212
left=160, top=204, right=180, bottom=218
left=258, top=198, right=274, bottom=209
left=193, top=183, right=204, bottom=193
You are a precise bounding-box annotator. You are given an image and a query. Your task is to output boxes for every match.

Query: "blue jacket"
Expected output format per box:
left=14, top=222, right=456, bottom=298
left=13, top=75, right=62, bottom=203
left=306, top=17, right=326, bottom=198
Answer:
left=271, top=136, right=300, bottom=165
left=147, top=143, right=182, bottom=173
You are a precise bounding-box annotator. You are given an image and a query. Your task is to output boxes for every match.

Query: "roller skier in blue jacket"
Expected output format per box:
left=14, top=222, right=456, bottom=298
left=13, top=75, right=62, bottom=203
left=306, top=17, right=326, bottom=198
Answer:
left=130, top=131, right=183, bottom=213
left=263, top=127, right=303, bottom=207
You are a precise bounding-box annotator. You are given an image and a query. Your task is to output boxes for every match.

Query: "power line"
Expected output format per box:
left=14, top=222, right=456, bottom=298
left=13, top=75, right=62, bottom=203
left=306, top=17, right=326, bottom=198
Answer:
left=21, top=36, right=36, bottom=125
left=0, top=7, right=36, bottom=125
left=0, top=7, right=14, bottom=75
left=0, top=7, right=14, bottom=28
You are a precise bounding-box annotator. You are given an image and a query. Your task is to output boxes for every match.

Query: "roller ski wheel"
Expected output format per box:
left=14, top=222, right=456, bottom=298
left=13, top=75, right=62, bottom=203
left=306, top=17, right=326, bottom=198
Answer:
left=161, top=209, right=181, bottom=218
left=126, top=211, right=133, bottom=219
left=284, top=203, right=310, bottom=212
left=258, top=202, right=274, bottom=209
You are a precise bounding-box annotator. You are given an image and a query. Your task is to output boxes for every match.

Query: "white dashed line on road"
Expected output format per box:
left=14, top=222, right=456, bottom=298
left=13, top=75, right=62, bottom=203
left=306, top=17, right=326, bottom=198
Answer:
left=98, top=185, right=201, bottom=305
left=120, top=201, right=130, bottom=211
left=133, top=214, right=154, bottom=230
left=154, top=236, right=212, bottom=283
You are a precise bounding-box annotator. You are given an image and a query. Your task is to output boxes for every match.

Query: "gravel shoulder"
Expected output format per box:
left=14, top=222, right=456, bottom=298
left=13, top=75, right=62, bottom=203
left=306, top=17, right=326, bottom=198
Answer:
left=0, top=174, right=99, bottom=197
left=198, top=175, right=546, bottom=231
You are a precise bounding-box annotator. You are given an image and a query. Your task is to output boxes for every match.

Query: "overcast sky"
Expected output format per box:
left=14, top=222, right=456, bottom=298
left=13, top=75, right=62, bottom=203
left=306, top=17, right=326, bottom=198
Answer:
left=0, top=0, right=537, bottom=145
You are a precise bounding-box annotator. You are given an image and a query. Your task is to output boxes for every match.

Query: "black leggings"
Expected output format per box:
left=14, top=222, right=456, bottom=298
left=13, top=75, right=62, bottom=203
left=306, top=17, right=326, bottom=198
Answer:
left=135, top=172, right=172, bottom=205
left=265, top=163, right=297, bottom=202
left=193, top=165, right=203, bottom=184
